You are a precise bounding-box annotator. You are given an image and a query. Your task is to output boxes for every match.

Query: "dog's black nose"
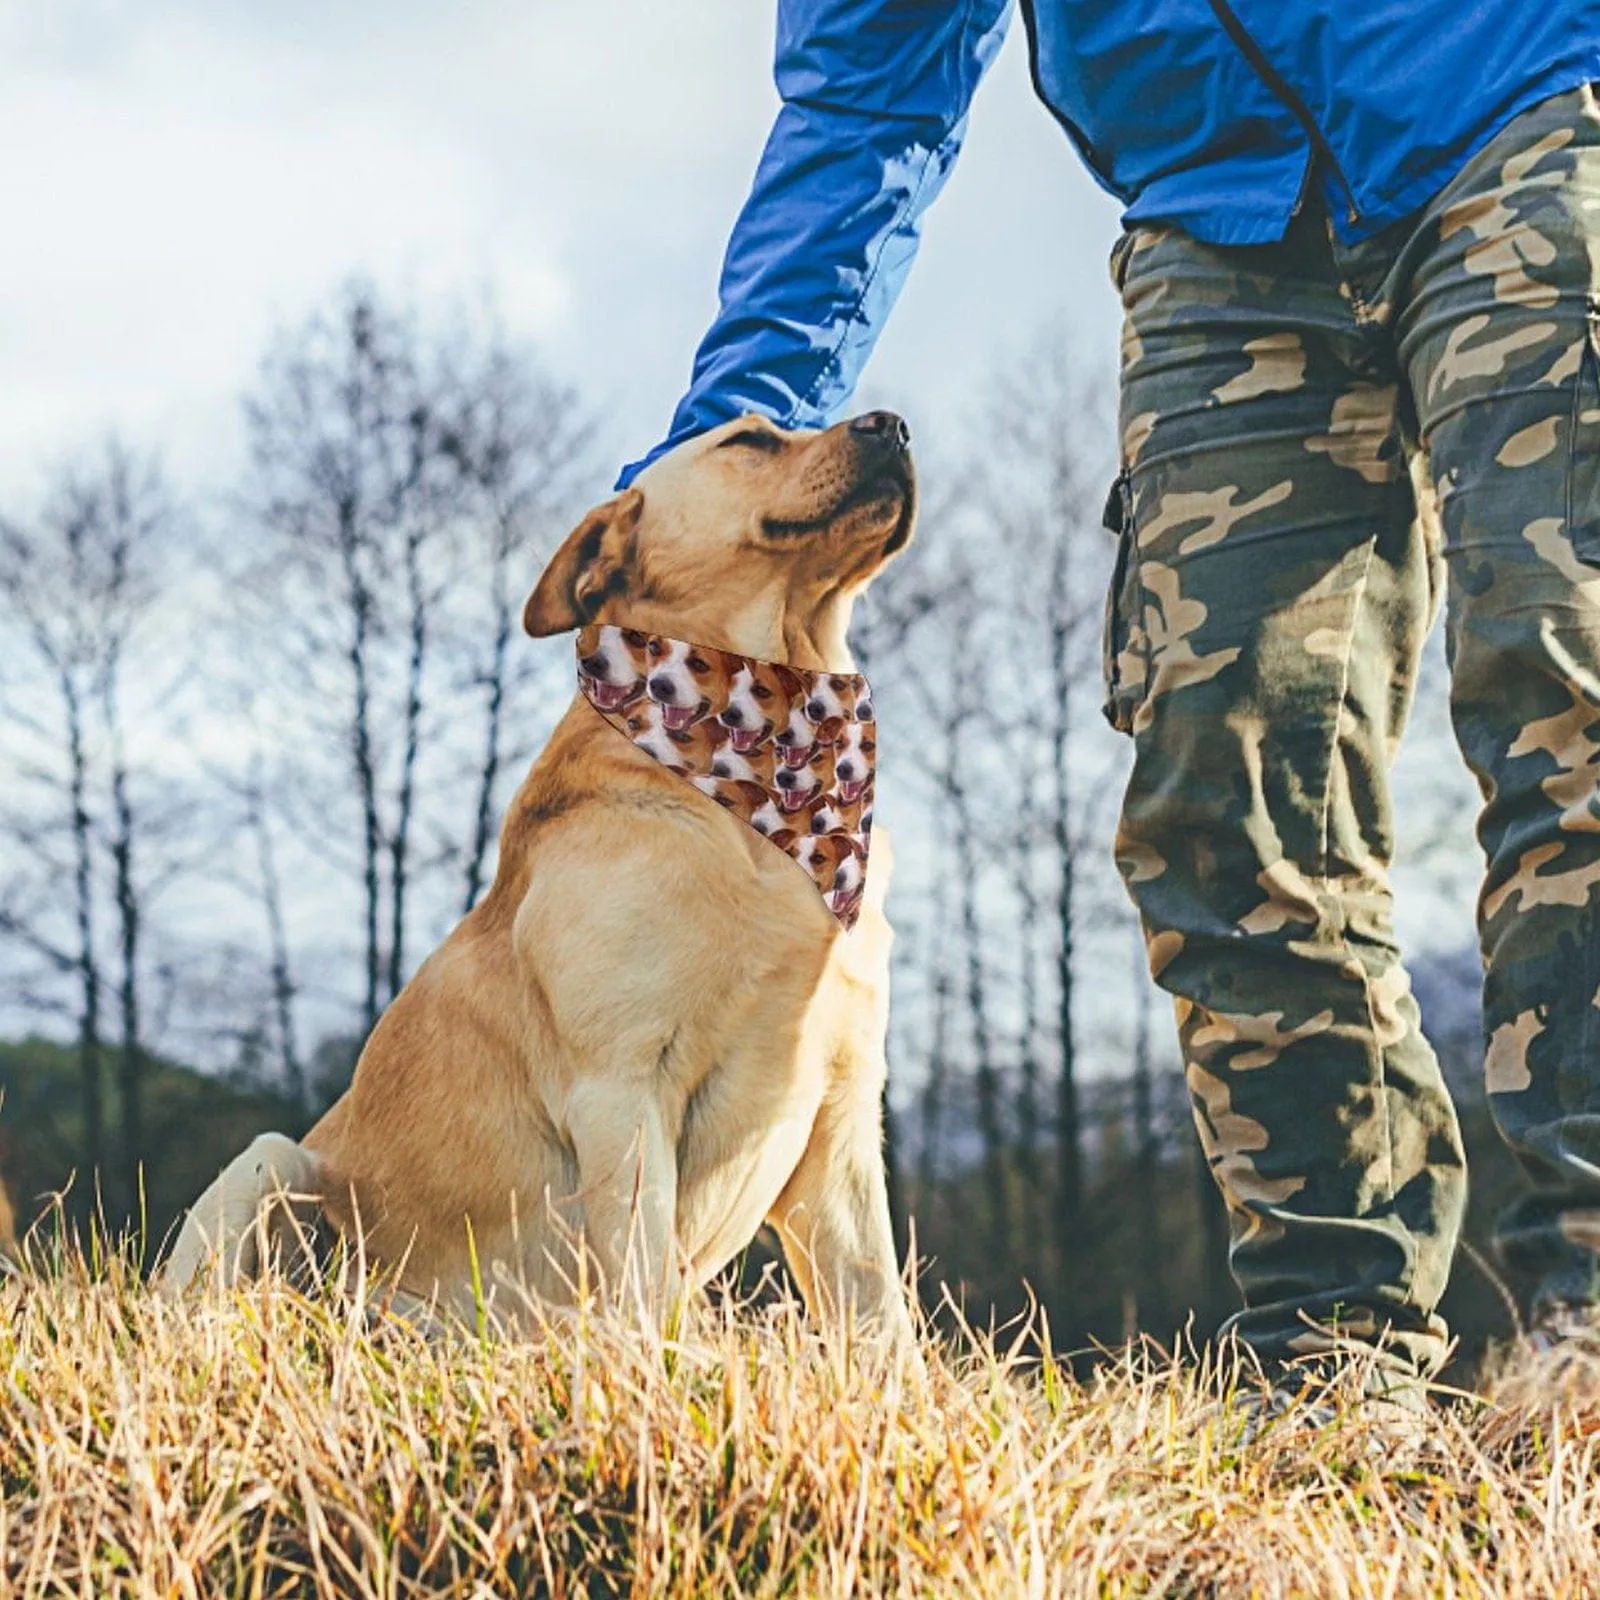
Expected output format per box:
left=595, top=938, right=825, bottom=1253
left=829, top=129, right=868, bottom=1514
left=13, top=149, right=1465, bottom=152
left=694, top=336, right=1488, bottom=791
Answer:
left=647, top=675, right=676, bottom=702
left=848, top=410, right=910, bottom=450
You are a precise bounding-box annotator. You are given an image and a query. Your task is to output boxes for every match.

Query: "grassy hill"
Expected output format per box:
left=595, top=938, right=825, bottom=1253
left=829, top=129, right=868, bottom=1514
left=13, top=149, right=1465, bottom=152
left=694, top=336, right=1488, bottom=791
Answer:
left=0, top=1033, right=1542, bottom=1378
left=1, top=1254, right=1596, bottom=1597
left=0, top=1036, right=305, bottom=1263
left=2, top=1033, right=1591, bottom=1594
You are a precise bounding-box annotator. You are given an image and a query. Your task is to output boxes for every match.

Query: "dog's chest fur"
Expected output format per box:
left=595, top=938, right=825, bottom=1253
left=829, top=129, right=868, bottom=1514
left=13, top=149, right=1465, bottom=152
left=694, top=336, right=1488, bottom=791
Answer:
left=508, top=700, right=893, bottom=1284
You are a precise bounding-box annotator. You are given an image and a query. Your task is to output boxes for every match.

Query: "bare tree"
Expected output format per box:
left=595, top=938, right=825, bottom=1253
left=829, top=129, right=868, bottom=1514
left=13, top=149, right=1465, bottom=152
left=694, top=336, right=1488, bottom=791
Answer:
left=442, top=338, right=596, bottom=913
left=967, top=350, right=1120, bottom=1292
left=233, top=282, right=600, bottom=1087
left=84, top=454, right=174, bottom=1213
left=931, top=611, right=1012, bottom=1265
left=0, top=442, right=176, bottom=1216
left=387, top=406, right=440, bottom=1005
left=1010, top=749, right=1048, bottom=1250
left=240, top=287, right=467, bottom=1034
left=243, top=756, right=305, bottom=1111
left=915, top=880, right=957, bottom=1205
left=1046, top=517, right=1087, bottom=1241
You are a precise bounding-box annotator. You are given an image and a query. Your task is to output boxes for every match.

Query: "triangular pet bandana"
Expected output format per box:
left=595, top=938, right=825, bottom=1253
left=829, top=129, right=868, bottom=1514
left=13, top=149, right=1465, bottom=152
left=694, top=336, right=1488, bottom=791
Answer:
left=576, top=623, right=875, bottom=929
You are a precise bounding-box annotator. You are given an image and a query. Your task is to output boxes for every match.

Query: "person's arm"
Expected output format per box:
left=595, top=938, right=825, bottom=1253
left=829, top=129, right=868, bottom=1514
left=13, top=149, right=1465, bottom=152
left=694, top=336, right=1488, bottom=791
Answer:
left=617, top=0, right=1012, bottom=486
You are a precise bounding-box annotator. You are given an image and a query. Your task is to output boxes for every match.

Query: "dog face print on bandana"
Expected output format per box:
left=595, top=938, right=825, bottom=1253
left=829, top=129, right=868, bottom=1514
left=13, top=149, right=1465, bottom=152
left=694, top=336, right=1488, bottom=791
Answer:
left=575, top=623, right=875, bottom=929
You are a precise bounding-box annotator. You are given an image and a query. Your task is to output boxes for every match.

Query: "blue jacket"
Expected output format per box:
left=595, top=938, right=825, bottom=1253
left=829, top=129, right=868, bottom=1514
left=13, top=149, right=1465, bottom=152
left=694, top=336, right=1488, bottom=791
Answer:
left=619, top=0, right=1600, bottom=484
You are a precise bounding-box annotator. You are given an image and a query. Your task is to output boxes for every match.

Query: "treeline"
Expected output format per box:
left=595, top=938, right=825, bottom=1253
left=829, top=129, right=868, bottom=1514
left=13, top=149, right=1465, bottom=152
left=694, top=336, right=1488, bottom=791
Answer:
left=0, top=282, right=1516, bottom=1363
left=0, top=286, right=596, bottom=1223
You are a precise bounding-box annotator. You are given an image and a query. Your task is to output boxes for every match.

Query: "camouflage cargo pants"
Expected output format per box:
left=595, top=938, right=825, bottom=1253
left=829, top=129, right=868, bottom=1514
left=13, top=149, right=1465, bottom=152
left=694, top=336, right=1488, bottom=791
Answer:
left=1108, top=84, right=1600, bottom=1374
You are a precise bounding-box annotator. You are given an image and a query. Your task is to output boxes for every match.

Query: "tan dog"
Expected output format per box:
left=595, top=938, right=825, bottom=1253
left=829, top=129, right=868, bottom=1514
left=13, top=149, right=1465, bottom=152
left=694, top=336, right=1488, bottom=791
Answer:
left=162, top=409, right=917, bottom=1347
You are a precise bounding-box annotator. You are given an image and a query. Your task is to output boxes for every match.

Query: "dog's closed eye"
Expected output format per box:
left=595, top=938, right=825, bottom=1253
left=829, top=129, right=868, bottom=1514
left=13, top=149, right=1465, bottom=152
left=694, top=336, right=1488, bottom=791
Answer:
left=719, top=428, right=782, bottom=453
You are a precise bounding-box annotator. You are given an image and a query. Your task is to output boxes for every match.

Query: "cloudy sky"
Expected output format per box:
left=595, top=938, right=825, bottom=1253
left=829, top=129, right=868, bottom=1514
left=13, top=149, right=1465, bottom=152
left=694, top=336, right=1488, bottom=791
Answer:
left=0, top=0, right=1125, bottom=493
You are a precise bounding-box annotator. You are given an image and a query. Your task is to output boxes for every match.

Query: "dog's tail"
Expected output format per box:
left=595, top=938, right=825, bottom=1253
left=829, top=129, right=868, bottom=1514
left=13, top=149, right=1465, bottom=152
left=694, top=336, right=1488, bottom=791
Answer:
left=159, top=1132, right=325, bottom=1295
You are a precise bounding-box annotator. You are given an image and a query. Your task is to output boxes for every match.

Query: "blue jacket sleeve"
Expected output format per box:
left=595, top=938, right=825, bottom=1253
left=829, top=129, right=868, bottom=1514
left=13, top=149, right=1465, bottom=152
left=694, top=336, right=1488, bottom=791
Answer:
left=617, top=0, right=1013, bottom=487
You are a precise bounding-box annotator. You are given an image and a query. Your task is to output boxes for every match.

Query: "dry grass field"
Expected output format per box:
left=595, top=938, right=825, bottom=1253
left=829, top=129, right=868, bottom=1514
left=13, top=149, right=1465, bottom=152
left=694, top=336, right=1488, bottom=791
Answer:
left=3, top=1239, right=1599, bottom=1599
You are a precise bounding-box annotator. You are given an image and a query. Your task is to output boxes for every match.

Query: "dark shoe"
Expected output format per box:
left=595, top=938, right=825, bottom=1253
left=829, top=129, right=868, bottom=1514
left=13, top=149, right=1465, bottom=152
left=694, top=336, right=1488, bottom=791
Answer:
left=1230, top=1352, right=1433, bottom=1459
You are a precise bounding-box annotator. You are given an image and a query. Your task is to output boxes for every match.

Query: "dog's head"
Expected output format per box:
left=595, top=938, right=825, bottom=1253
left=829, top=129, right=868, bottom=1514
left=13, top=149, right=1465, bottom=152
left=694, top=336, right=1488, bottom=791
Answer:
left=523, top=411, right=915, bottom=670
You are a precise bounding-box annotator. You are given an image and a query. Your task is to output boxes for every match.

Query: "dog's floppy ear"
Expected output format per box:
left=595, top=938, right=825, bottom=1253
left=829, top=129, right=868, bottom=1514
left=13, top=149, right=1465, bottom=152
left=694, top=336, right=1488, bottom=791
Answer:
left=523, top=489, right=644, bottom=637
left=772, top=665, right=807, bottom=700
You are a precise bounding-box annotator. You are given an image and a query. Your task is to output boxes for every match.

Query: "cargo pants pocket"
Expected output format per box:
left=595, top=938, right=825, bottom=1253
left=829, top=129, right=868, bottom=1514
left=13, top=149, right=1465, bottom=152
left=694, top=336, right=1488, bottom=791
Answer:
left=1100, top=470, right=1146, bottom=735
left=1567, top=297, right=1600, bottom=564
left=1108, top=230, right=1138, bottom=293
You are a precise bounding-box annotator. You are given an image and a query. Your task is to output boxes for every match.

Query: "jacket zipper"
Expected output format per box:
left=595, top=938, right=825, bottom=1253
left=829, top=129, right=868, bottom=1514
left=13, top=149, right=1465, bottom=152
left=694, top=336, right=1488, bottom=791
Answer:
left=1203, top=0, right=1363, bottom=226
